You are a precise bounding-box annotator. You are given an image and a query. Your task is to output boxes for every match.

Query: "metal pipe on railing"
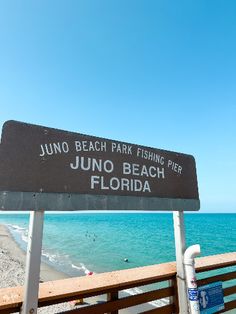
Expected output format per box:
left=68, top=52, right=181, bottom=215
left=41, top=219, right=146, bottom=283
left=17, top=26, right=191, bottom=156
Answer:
left=184, top=244, right=201, bottom=314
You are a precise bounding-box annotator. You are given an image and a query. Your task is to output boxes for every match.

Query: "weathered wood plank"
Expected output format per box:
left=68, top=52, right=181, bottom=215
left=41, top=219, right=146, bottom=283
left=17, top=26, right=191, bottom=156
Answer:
left=58, top=287, right=174, bottom=314
left=223, top=285, right=236, bottom=297
left=219, top=299, right=236, bottom=313
left=140, top=304, right=174, bottom=314
left=38, top=263, right=176, bottom=303
left=198, top=271, right=236, bottom=286
left=0, top=286, right=23, bottom=310
left=0, top=262, right=176, bottom=310
left=195, top=252, right=236, bottom=273
left=0, top=309, right=20, bottom=314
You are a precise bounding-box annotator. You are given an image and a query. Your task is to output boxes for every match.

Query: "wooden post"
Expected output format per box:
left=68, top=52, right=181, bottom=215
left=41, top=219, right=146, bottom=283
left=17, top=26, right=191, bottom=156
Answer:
left=168, top=279, right=174, bottom=305
left=173, top=277, right=180, bottom=314
left=21, top=210, right=44, bottom=314
left=107, top=291, right=119, bottom=314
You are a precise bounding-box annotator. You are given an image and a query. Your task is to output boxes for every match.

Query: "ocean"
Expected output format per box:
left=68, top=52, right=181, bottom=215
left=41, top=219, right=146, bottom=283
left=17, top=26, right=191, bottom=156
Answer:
left=0, top=212, right=235, bottom=278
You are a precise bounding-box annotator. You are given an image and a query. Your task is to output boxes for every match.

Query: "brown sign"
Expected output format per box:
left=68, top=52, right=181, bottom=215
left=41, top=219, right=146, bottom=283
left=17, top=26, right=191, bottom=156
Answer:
left=0, top=121, right=200, bottom=211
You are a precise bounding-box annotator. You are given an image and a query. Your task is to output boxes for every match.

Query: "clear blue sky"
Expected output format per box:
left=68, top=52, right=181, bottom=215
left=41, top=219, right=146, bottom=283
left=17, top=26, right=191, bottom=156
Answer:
left=0, top=1, right=235, bottom=212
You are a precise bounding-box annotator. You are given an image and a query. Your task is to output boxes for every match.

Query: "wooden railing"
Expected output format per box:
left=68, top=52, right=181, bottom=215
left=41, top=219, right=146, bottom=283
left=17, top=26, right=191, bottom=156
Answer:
left=0, top=252, right=235, bottom=313
left=195, top=252, right=236, bottom=313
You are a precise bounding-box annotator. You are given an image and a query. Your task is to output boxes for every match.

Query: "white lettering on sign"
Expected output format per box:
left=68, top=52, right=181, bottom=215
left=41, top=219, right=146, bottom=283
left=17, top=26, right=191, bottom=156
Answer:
left=39, top=142, right=69, bottom=157
left=39, top=141, right=183, bottom=177
left=136, top=148, right=165, bottom=165
left=75, top=140, right=107, bottom=152
left=91, top=176, right=151, bottom=192
left=111, top=142, right=132, bottom=155
left=167, top=160, right=182, bottom=174
left=70, top=156, right=114, bottom=173
left=38, top=140, right=185, bottom=195
left=123, top=162, right=165, bottom=179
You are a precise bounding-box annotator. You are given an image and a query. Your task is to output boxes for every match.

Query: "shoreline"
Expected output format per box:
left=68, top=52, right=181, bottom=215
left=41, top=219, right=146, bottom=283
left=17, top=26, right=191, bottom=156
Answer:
left=0, top=224, right=69, bottom=283
left=0, top=223, right=155, bottom=313
left=0, top=224, right=77, bottom=313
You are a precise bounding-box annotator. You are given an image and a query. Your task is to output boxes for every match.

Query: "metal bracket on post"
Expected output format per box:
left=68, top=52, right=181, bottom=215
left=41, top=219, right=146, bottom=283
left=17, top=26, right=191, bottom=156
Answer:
left=21, top=210, right=45, bottom=314
left=173, top=211, right=188, bottom=313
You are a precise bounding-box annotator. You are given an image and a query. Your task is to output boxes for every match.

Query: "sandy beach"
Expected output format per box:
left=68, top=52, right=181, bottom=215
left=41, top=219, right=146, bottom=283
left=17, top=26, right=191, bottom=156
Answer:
left=0, top=224, right=77, bottom=313
left=0, top=224, right=155, bottom=313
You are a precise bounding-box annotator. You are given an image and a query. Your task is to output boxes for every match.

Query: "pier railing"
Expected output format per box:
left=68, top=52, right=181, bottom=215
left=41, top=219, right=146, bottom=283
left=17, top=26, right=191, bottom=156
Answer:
left=195, top=252, right=236, bottom=313
left=0, top=252, right=235, bottom=313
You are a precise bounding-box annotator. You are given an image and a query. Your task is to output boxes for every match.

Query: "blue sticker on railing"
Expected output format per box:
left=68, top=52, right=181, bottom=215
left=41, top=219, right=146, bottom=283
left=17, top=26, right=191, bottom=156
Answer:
left=199, top=281, right=224, bottom=314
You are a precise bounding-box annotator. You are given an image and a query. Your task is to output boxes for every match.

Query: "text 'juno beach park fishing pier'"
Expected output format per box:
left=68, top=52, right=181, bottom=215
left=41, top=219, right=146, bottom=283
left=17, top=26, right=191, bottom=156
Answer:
left=0, top=120, right=199, bottom=211
left=0, top=121, right=235, bottom=314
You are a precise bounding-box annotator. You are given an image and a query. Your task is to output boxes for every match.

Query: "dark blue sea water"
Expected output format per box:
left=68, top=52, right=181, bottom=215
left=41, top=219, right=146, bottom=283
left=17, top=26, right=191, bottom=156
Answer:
left=0, top=213, right=235, bottom=278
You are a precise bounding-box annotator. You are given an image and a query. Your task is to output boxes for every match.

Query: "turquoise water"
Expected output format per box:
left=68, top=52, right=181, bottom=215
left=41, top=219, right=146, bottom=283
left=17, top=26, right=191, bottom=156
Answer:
left=0, top=213, right=235, bottom=277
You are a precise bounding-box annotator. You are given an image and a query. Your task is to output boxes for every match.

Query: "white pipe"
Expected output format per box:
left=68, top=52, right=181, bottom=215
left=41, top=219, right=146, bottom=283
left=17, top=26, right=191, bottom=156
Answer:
left=184, top=244, right=201, bottom=265
left=184, top=245, right=201, bottom=314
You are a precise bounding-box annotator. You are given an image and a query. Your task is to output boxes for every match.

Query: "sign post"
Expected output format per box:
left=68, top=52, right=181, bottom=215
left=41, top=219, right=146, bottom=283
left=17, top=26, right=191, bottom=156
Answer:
left=173, top=211, right=188, bottom=313
left=0, top=121, right=200, bottom=313
left=21, top=210, right=44, bottom=314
